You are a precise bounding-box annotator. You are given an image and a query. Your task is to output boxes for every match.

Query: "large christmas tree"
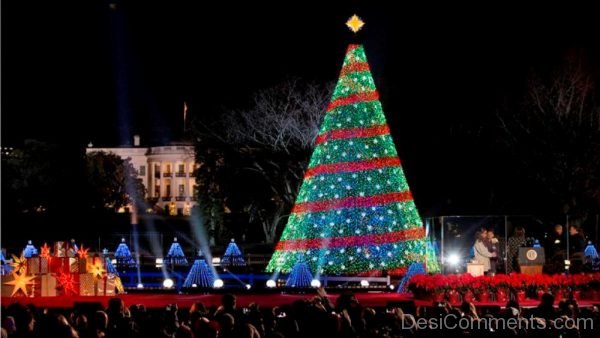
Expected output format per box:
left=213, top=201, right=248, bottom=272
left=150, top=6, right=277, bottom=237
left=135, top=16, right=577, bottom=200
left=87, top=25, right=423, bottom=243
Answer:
left=267, top=20, right=426, bottom=275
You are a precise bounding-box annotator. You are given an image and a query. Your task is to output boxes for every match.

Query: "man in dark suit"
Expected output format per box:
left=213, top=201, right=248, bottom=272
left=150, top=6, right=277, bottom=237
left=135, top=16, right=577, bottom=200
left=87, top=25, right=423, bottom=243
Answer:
left=568, top=225, right=586, bottom=273
left=544, top=224, right=566, bottom=274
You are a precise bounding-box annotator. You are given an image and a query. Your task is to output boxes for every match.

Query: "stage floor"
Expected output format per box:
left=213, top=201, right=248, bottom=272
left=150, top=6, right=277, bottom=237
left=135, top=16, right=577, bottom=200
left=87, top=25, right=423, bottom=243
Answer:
left=2, top=293, right=598, bottom=309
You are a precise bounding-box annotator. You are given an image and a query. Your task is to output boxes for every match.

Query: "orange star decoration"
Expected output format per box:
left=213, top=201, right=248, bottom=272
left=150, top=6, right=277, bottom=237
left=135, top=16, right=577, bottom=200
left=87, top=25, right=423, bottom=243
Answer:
left=56, top=272, right=79, bottom=296
left=77, top=245, right=89, bottom=259
left=87, top=261, right=106, bottom=279
left=4, top=272, right=36, bottom=297
left=10, top=252, right=27, bottom=275
left=346, top=14, right=365, bottom=33
left=40, top=243, right=51, bottom=258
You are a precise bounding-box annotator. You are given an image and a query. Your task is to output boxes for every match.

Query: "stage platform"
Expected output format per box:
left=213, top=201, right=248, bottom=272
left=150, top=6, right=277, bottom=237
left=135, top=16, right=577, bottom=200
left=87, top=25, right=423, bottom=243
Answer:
left=2, top=292, right=598, bottom=310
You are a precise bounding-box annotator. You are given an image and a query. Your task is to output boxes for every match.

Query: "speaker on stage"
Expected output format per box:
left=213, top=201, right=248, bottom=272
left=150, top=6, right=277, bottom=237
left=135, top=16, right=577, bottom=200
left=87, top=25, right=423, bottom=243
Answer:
left=518, top=247, right=545, bottom=274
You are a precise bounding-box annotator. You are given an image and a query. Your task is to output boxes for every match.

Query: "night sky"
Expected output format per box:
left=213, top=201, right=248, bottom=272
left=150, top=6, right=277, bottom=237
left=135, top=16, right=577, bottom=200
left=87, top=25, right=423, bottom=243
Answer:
left=2, top=1, right=599, bottom=216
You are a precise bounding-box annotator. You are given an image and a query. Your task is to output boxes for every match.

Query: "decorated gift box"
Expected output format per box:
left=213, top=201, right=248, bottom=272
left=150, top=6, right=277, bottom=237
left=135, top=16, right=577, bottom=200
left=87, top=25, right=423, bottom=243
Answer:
left=3, top=241, right=119, bottom=298
left=40, top=274, right=57, bottom=297
left=27, top=257, right=50, bottom=275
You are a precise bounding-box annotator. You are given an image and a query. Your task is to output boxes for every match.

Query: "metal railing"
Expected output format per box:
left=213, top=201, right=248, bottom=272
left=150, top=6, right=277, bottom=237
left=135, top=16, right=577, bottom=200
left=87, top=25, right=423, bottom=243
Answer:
left=423, top=214, right=599, bottom=274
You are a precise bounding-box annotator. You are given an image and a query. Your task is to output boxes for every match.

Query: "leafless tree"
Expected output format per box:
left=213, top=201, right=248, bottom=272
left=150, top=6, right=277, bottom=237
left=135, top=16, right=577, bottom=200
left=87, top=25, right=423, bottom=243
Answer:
left=219, top=79, right=332, bottom=243
left=498, top=51, right=600, bottom=217
left=222, top=79, right=332, bottom=153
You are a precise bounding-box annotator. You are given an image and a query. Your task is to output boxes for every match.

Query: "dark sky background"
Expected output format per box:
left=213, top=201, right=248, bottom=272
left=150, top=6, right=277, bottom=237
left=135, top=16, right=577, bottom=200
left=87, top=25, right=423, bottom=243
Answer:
left=2, top=1, right=600, bottom=219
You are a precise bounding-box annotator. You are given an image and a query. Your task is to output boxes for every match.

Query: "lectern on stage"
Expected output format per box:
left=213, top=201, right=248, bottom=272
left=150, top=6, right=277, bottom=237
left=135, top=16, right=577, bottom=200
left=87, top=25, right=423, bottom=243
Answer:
left=518, top=247, right=545, bottom=274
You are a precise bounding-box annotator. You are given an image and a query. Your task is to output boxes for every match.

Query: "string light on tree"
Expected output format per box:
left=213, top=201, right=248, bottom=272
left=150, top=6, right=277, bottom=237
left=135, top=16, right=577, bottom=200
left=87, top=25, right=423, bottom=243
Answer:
left=267, top=15, right=426, bottom=275
left=164, top=237, right=189, bottom=266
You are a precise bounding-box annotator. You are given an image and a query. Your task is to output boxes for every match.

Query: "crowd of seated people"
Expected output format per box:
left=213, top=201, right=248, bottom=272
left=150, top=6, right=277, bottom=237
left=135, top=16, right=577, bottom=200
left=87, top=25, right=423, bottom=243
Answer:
left=1, top=289, right=598, bottom=338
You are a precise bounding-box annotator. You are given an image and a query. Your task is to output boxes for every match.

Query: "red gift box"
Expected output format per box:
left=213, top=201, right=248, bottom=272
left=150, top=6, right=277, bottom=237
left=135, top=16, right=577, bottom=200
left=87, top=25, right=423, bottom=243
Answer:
left=55, top=272, right=79, bottom=296
left=27, top=257, right=49, bottom=275
left=49, top=257, right=70, bottom=274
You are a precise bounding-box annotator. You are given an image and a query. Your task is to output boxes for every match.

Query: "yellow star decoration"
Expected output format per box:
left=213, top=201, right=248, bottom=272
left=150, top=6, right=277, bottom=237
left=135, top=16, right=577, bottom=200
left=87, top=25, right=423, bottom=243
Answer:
left=77, top=245, right=89, bottom=259
left=10, top=252, right=27, bottom=275
left=4, top=272, right=36, bottom=297
left=40, top=243, right=51, bottom=258
left=346, top=14, right=365, bottom=33
left=87, top=261, right=106, bottom=279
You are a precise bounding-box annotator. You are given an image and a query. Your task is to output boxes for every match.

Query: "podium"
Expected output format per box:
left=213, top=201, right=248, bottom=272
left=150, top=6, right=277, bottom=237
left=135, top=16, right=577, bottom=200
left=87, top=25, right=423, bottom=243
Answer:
left=467, top=262, right=485, bottom=277
left=518, top=247, right=545, bottom=275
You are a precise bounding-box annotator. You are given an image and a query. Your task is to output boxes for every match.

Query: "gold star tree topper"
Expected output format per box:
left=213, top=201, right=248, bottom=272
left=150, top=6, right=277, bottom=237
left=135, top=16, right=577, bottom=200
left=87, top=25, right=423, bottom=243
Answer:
left=346, top=14, right=365, bottom=33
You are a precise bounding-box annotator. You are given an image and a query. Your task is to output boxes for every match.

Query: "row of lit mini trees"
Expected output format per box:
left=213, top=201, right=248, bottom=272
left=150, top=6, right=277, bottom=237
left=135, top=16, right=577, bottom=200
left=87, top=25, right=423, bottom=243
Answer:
left=112, top=238, right=325, bottom=289
left=111, top=238, right=247, bottom=289
left=4, top=238, right=323, bottom=290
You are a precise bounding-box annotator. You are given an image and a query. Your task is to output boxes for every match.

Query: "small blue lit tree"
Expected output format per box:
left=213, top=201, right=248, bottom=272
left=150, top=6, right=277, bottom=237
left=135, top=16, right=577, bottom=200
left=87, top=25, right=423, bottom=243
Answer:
left=585, top=241, right=599, bottom=271
left=286, top=257, right=313, bottom=288
left=102, top=248, right=119, bottom=275
left=585, top=241, right=598, bottom=260
left=221, top=239, right=246, bottom=267
left=115, top=238, right=137, bottom=268
left=164, top=237, right=188, bottom=266
left=23, top=240, right=38, bottom=258
left=183, top=250, right=215, bottom=288
left=397, top=262, right=426, bottom=293
left=0, top=251, right=12, bottom=276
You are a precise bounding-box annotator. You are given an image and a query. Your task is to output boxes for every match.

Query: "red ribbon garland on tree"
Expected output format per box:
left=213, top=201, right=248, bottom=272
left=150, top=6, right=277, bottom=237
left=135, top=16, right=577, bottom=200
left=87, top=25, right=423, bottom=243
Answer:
left=304, top=157, right=401, bottom=179
left=275, top=227, right=425, bottom=251
left=326, top=91, right=380, bottom=112
left=292, top=191, right=413, bottom=214
left=315, top=124, right=390, bottom=145
left=340, top=61, right=371, bottom=76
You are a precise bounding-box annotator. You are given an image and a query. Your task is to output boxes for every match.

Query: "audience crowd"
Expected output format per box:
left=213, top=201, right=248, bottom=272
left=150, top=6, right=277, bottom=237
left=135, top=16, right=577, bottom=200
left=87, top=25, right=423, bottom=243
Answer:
left=2, top=290, right=598, bottom=338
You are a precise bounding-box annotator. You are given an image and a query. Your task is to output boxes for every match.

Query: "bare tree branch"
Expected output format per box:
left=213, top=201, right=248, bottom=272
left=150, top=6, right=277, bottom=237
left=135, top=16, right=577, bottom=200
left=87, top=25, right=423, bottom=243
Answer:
left=222, top=79, right=333, bottom=153
left=498, top=51, right=600, bottom=217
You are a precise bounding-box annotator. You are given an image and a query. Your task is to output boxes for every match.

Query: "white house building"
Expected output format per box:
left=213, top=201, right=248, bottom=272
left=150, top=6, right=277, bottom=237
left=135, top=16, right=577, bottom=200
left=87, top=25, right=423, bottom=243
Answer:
left=86, top=135, right=198, bottom=215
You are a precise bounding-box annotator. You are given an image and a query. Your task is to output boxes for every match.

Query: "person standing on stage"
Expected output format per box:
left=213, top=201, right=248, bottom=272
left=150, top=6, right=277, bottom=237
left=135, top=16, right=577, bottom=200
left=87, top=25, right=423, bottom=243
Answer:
left=546, top=224, right=565, bottom=257
left=486, top=228, right=500, bottom=275
left=474, top=230, right=496, bottom=274
left=568, top=225, right=586, bottom=273
left=544, top=224, right=566, bottom=274
left=507, top=226, right=527, bottom=273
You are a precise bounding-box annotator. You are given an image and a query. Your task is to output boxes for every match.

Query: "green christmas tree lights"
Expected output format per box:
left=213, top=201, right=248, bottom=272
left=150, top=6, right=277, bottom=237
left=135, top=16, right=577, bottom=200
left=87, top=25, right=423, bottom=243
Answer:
left=267, top=44, right=426, bottom=275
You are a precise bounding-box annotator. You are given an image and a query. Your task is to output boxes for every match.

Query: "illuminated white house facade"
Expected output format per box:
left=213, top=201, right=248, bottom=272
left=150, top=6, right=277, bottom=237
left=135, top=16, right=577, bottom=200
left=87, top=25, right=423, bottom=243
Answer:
left=86, top=135, right=198, bottom=215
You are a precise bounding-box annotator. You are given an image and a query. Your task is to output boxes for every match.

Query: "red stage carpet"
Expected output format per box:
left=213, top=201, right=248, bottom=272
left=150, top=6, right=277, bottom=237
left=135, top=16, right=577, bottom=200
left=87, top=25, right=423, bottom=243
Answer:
left=2, top=293, right=597, bottom=309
